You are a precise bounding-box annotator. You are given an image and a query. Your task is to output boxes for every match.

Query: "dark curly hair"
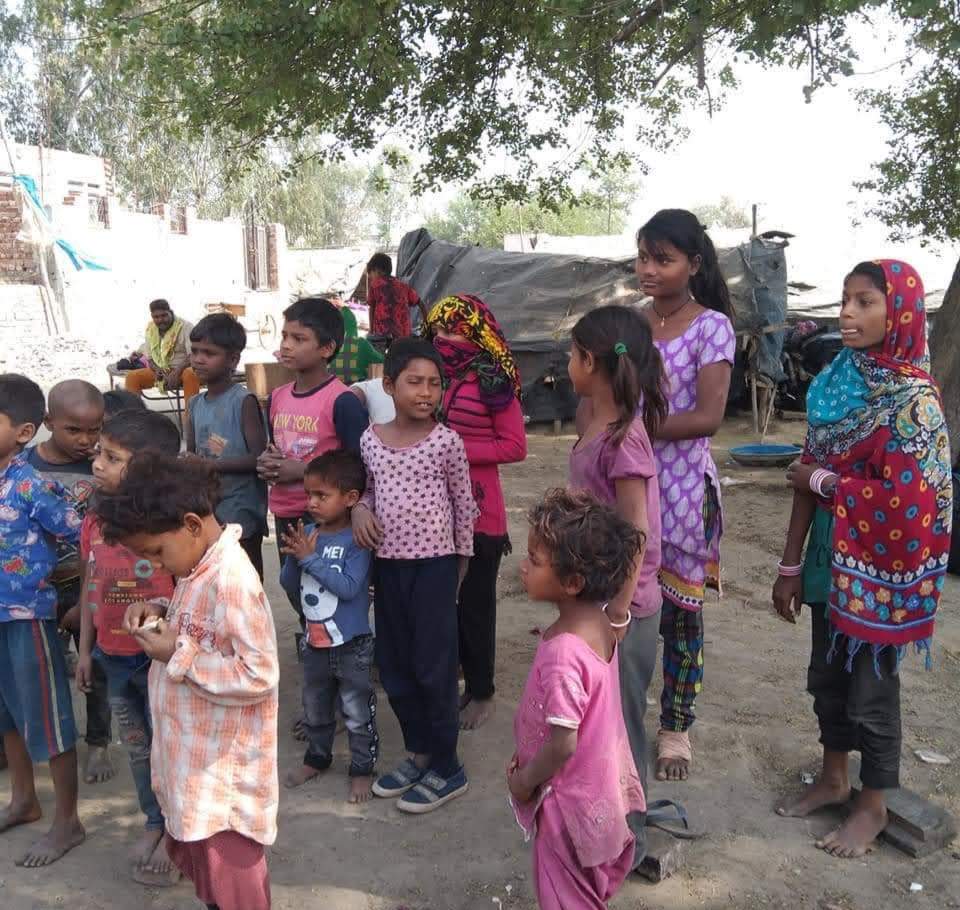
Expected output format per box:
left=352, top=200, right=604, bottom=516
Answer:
left=94, top=452, right=220, bottom=545
left=529, top=488, right=644, bottom=603
left=305, top=449, right=366, bottom=495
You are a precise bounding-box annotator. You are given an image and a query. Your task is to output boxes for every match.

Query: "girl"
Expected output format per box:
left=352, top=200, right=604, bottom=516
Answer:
left=773, top=260, right=951, bottom=858
left=567, top=305, right=667, bottom=861
left=638, top=208, right=736, bottom=782
left=426, top=294, right=527, bottom=730
left=352, top=337, right=478, bottom=813
left=509, top=488, right=645, bottom=909
left=95, top=454, right=279, bottom=910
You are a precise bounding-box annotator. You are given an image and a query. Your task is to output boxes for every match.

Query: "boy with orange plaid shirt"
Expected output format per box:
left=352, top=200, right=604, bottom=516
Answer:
left=94, top=452, right=278, bottom=910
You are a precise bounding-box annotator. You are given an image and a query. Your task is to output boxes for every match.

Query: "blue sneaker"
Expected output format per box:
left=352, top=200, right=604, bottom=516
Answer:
left=372, top=758, right=425, bottom=798
left=397, top=767, right=469, bottom=814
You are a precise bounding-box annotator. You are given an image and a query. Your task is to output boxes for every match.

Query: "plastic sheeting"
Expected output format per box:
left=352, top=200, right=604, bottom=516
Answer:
left=397, top=229, right=788, bottom=421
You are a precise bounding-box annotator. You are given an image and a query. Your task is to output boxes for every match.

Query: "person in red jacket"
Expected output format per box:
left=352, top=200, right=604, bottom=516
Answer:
left=426, top=294, right=527, bottom=730
left=366, top=253, right=429, bottom=344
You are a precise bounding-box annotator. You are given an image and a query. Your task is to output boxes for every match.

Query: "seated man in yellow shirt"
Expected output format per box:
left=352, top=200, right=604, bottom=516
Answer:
left=124, top=299, right=200, bottom=403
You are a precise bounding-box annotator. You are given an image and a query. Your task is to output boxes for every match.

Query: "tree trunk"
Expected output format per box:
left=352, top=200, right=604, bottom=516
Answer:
left=930, top=255, right=960, bottom=462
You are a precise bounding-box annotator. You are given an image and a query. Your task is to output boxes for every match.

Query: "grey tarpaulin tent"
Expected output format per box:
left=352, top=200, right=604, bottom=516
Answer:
left=397, top=228, right=788, bottom=423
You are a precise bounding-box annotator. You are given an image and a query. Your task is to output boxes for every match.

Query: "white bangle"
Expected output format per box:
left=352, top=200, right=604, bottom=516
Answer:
left=602, top=603, right=632, bottom=628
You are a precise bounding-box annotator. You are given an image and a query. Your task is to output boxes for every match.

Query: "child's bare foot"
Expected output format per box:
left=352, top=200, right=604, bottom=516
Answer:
left=348, top=775, right=373, bottom=804
left=458, top=692, right=472, bottom=711
left=129, top=828, right=164, bottom=869
left=816, top=790, right=887, bottom=858
left=16, top=817, right=85, bottom=867
left=460, top=697, right=495, bottom=730
left=0, top=799, right=42, bottom=833
left=83, top=745, right=115, bottom=784
left=656, top=729, right=692, bottom=781
left=777, top=777, right=851, bottom=817
left=284, top=764, right=322, bottom=789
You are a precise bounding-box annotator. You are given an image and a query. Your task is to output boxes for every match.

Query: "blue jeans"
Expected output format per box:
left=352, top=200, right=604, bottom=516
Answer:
left=302, top=634, right=378, bottom=776
left=94, top=648, right=164, bottom=830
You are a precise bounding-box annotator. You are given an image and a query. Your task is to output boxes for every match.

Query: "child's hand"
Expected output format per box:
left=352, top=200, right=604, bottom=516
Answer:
left=76, top=653, right=94, bottom=694
left=133, top=617, right=177, bottom=663
left=123, top=599, right=167, bottom=635
left=272, top=457, right=306, bottom=485
left=352, top=503, right=384, bottom=550
left=58, top=603, right=81, bottom=634
left=281, top=520, right=319, bottom=562
left=773, top=575, right=803, bottom=624
left=786, top=459, right=818, bottom=494
left=506, top=759, right=536, bottom=804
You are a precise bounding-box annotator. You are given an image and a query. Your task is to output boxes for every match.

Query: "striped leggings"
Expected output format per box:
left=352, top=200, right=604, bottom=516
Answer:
left=659, top=599, right=704, bottom=733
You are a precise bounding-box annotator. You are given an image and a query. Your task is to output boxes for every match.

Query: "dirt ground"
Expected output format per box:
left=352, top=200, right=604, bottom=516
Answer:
left=2, top=417, right=959, bottom=910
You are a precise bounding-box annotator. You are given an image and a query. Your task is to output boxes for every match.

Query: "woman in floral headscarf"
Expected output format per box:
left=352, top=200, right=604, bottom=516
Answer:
left=426, top=294, right=526, bottom=730
left=773, top=260, right=952, bottom=858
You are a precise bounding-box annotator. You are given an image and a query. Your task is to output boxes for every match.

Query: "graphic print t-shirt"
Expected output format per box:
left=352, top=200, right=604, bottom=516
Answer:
left=81, top=515, right=175, bottom=656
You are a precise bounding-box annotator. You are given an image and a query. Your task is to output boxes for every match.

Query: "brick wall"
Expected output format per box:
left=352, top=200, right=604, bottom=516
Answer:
left=0, top=186, right=40, bottom=283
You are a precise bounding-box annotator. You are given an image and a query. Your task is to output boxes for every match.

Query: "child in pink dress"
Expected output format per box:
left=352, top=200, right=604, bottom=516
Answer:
left=509, top=488, right=646, bottom=910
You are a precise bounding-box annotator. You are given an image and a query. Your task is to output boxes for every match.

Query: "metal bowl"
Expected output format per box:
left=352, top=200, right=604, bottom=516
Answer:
left=729, top=443, right=803, bottom=468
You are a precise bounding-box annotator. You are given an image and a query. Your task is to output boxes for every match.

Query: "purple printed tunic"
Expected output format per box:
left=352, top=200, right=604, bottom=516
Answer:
left=653, top=310, right=736, bottom=611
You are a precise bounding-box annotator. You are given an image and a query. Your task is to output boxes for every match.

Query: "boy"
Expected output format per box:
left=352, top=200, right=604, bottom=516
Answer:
left=365, top=252, right=428, bottom=344
left=351, top=339, right=477, bottom=813
left=188, top=313, right=268, bottom=579
left=257, top=296, right=368, bottom=615
left=0, top=373, right=85, bottom=867
left=26, top=379, right=114, bottom=786
left=77, top=410, right=181, bottom=885
left=280, top=450, right=378, bottom=802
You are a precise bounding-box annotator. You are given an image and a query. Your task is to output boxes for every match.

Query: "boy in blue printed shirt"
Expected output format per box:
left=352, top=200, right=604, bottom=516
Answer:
left=280, top=449, right=378, bottom=803
left=0, top=374, right=85, bottom=868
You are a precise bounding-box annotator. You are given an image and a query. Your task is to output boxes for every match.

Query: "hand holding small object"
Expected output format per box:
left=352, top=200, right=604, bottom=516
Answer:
left=133, top=617, right=177, bottom=663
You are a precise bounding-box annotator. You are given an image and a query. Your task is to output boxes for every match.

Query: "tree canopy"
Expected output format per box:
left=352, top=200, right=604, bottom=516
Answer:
left=64, top=0, right=960, bottom=242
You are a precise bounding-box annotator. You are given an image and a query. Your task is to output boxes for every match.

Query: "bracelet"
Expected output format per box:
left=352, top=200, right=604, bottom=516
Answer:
left=777, top=561, right=802, bottom=577
left=808, top=468, right=837, bottom=498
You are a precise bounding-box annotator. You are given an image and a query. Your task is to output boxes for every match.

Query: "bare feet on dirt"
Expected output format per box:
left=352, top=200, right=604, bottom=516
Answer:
left=83, top=745, right=115, bottom=784
left=284, top=764, right=322, bottom=789
left=777, top=777, right=851, bottom=817
left=132, top=837, right=179, bottom=887
left=349, top=775, right=373, bottom=804
left=460, top=697, right=495, bottom=730
left=656, top=756, right=689, bottom=782
left=16, top=818, right=85, bottom=867
left=129, top=827, right=164, bottom=869
left=0, top=799, right=43, bottom=833
left=816, top=793, right=888, bottom=858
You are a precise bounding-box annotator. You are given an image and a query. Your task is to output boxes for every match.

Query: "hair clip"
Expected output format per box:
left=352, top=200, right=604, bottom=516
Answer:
left=613, top=342, right=628, bottom=356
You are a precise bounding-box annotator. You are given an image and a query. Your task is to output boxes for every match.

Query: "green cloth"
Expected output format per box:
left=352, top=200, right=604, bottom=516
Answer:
left=331, top=307, right=384, bottom=385
left=802, top=506, right=834, bottom=606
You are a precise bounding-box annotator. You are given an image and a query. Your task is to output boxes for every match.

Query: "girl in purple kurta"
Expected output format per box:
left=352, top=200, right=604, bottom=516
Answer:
left=509, top=489, right=646, bottom=910
left=637, top=209, right=736, bottom=783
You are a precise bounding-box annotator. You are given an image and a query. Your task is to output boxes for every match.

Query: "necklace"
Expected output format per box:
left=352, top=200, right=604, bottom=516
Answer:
left=651, top=294, right=693, bottom=328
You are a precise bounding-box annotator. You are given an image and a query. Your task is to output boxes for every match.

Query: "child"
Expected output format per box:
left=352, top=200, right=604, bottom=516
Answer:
left=96, top=453, right=279, bottom=910
left=257, top=296, right=369, bottom=614
left=331, top=304, right=385, bottom=385
left=79, top=410, right=181, bottom=884
left=509, top=488, right=646, bottom=909
left=773, top=260, right=952, bottom=858
left=637, top=208, right=736, bottom=783
left=280, top=450, right=378, bottom=802
left=103, top=388, right=147, bottom=416
left=567, top=305, right=667, bottom=865
left=352, top=337, right=477, bottom=812
left=0, top=373, right=85, bottom=868
left=365, top=252, right=429, bottom=343
left=425, top=294, right=527, bottom=731
left=188, top=313, right=268, bottom=579
left=26, top=379, right=115, bottom=785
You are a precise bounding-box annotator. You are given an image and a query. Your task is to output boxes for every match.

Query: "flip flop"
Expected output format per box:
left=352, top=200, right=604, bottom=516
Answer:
left=645, top=799, right=705, bottom=840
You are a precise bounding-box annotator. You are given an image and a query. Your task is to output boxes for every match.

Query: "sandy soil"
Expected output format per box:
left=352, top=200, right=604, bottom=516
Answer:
left=2, top=417, right=959, bottom=910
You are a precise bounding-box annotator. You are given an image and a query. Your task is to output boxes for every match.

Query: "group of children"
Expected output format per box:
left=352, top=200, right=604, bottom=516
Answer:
left=0, top=210, right=952, bottom=910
